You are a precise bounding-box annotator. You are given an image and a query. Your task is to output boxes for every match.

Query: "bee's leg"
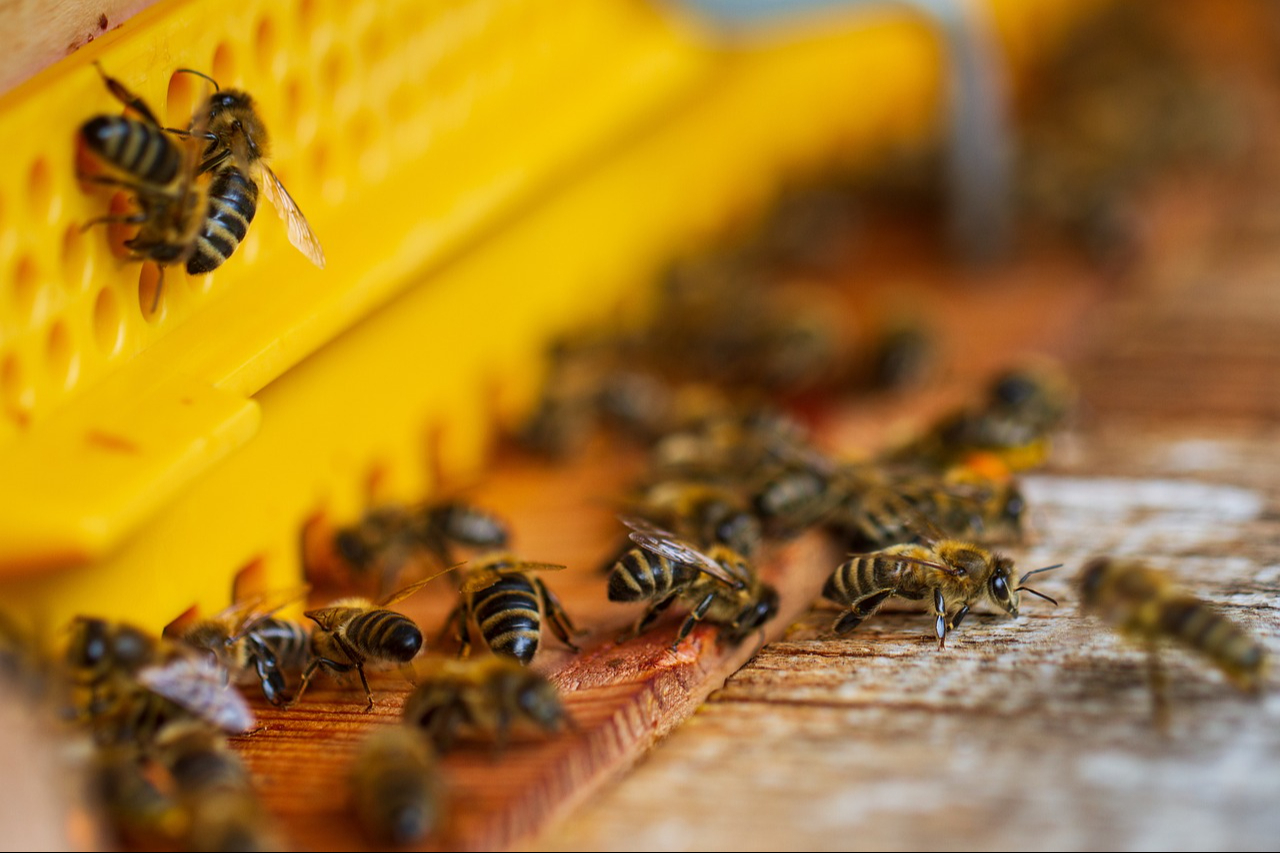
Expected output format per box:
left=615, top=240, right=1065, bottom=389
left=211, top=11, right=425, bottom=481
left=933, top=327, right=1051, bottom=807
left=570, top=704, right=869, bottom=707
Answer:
left=833, top=589, right=895, bottom=635
left=1147, top=641, right=1170, bottom=732
left=672, top=592, right=717, bottom=650
left=285, top=659, right=322, bottom=709
left=536, top=579, right=581, bottom=652
left=92, top=63, right=163, bottom=126
left=933, top=589, right=949, bottom=649
left=453, top=605, right=474, bottom=660
left=329, top=633, right=374, bottom=711
left=949, top=604, right=971, bottom=631
left=618, top=591, right=680, bottom=643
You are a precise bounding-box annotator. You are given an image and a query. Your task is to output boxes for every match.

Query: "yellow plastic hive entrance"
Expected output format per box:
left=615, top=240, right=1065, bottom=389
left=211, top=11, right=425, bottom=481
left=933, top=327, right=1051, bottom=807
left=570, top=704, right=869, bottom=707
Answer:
left=0, top=0, right=1097, bottom=634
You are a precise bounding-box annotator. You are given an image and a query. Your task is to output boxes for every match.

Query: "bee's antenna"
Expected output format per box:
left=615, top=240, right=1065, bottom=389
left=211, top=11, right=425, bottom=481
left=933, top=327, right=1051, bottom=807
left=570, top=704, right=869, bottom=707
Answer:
left=174, top=67, right=220, bottom=91
left=1019, top=563, right=1062, bottom=585
left=1020, top=586, right=1059, bottom=607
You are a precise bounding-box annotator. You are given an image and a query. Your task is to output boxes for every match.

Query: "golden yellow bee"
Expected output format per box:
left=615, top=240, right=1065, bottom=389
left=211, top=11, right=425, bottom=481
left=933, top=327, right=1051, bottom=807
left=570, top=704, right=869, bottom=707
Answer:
left=824, top=540, right=1058, bottom=647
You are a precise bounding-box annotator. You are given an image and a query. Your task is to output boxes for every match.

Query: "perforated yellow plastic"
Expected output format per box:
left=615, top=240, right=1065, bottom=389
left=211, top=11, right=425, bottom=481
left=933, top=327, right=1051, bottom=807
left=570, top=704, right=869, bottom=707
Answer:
left=0, top=0, right=1098, bottom=635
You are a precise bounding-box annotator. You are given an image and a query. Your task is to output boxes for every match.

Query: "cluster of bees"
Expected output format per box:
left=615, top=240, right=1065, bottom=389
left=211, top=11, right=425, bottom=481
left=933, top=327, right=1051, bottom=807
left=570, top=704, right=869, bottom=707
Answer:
left=76, top=65, right=324, bottom=310
left=48, top=49, right=1270, bottom=850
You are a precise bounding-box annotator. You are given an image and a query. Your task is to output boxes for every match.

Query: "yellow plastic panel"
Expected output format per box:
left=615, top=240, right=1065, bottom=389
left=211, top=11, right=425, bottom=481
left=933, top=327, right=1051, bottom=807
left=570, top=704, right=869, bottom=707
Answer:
left=0, top=1, right=1102, bottom=635
left=0, top=0, right=706, bottom=570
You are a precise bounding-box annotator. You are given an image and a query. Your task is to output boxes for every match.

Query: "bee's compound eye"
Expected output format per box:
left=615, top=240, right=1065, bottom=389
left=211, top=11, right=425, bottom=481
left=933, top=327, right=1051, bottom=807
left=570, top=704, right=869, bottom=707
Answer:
left=991, top=574, right=1010, bottom=602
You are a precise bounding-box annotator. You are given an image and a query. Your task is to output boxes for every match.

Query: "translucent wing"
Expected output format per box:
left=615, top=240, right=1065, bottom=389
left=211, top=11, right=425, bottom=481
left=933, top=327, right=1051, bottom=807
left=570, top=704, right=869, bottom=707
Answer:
left=376, top=572, right=459, bottom=608
left=220, top=586, right=311, bottom=639
left=137, top=656, right=255, bottom=733
left=258, top=162, right=325, bottom=269
left=847, top=550, right=962, bottom=578
left=619, top=515, right=745, bottom=589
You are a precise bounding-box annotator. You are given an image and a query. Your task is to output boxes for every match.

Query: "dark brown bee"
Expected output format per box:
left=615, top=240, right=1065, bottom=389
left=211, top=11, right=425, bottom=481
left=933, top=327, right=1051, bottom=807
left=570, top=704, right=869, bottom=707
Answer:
left=893, top=361, right=1075, bottom=471
left=1077, top=557, right=1267, bottom=721
left=331, top=500, right=509, bottom=594
left=608, top=516, right=779, bottom=649
left=292, top=579, right=434, bottom=710
left=402, top=655, right=571, bottom=752
left=824, top=540, right=1058, bottom=647
left=77, top=65, right=205, bottom=307
left=154, top=721, right=281, bottom=852
left=176, top=589, right=311, bottom=706
left=438, top=554, right=579, bottom=666
left=92, top=747, right=187, bottom=848
left=350, top=726, right=445, bottom=845
left=172, top=70, right=325, bottom=273
left=628, top=480, right=762, bottom=557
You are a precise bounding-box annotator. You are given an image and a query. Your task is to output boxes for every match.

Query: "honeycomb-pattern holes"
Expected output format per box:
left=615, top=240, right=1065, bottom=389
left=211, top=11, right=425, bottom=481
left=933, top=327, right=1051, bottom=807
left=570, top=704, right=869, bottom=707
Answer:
left=1, top=352, right=32, bottom=425
left=13, top=254, right=40, bottom=321
left=28, top=157, right=59, bottom=224
left=45, top=320, right=79, bottom=391
left=213, top=40, right=238, bottom=85
left=166, top=70, right=199, bottom=130
left=93, top=287, right=125, bottom=356
left=61, top=224, right=91, bottom=291
left=137, top=263, right=165, bottom=324
left=254, top=15, right=281, bottom=79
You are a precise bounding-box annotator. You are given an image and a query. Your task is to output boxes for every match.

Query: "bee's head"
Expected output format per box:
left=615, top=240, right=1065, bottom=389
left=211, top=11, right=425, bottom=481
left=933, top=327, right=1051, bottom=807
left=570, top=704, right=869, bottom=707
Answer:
left=334, top=529, right=374, bottom=569
left=987, top=556, right=1020, bottom=617
left=202, top=89, right=269, bottom=162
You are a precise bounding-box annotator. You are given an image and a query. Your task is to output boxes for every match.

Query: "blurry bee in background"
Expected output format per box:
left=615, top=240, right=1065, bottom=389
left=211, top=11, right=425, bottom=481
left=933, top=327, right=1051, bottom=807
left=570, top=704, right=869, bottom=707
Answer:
left=168, top=69, right=325, bottom=273
left=92, top=747, right=187, bottom=848
left=328, top=500, right=509, bottom=595
left=175, top=588, right=311, bottom=706
left=629, top=480, right=762, bottom=558
left=77, top=65, right=205, bottom=309
left=608, top=516, right=779, bottom=649
left=1077, top=557, right=1267, bottom=723
left=893, top=360, right=1075, bottom=471
left=824, top=538, right=1059, bottom=647
left=293, top=579, right=434, bottom=710
left=350, top=726, right=445, bottom=845
left=437, top=554, right=580, bottom=666
left=825, top=465, right=1026, bottom=551
left=154, top=721, right=281, bottom=852
left=66, top=616, right=159, bottom=703
left=402, top=655, right=571, bottom=752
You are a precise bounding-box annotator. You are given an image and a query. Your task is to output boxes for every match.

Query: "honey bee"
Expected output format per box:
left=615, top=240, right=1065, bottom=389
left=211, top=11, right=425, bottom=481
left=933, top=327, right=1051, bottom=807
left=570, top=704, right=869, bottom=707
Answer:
left=436, top=553, right=580, bottom=665
left=826, top=466, right=1026, bottom=550
left=824, top=539, right=1059, bottom=647
left=402, top=655, right=571, bottom=751
left=77, top=66, right=205, bottom=307
left=350, top=726, right=445, bottom=845
left=92, top=747, right=187, bottom=847
left=154, top=721, right=281, bottom=852
left=171, top=69, right=325, bottom=272
left=292, top=579, right=435, bottom=710
left=66, top=615, right=160, bottom=709
left=894, top=361, right=1075, bottom=471
left=1077, top=558, right=1267, bottom=718
left=331, top=500, right=509, bottom=594
left=628, top=480, right=762, bottom=557
left=176, top=588, right=311, bottom=706
left=608, top=516, right=779, bottom=649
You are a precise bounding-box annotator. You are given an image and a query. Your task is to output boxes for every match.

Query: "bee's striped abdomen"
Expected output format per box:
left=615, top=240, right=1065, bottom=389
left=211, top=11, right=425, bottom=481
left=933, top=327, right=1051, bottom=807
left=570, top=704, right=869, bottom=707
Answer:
left=823, top=554, right=900, bottom=605
left=253, top=618, right=311, bottom=672
left=346, top=609, right=423, bottom=663
left=607, top=549, right=694, bottom=602
left=472, top=575, right=541, bottom=665
left=80, top=116, right=181, bottom=186
left=187, top=167, right=258, bottom=274
left=1159, top=597, right=1267, bottom=688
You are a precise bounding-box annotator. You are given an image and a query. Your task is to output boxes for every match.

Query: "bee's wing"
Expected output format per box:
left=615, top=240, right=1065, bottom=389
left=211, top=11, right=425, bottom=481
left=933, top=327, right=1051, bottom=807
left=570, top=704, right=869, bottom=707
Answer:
left=222, top=586, right=312, bottom=640
left=458, top=568, right=500, bottom=595
left=848, top=550, right=963, bottom=578
left=137, top=656, right=256, bottom=733
left=257, top=162, right=326, bottom=269
left=620, top=515, right=745, bottom=589
left=376, top=572, right=458, bottom=608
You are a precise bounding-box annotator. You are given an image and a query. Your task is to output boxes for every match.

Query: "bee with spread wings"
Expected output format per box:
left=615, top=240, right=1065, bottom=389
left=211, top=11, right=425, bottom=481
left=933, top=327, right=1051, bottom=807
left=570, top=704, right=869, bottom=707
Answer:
left=167, top=69, right=325, bottom=273
left=608, top=515, right=778, bottom=649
